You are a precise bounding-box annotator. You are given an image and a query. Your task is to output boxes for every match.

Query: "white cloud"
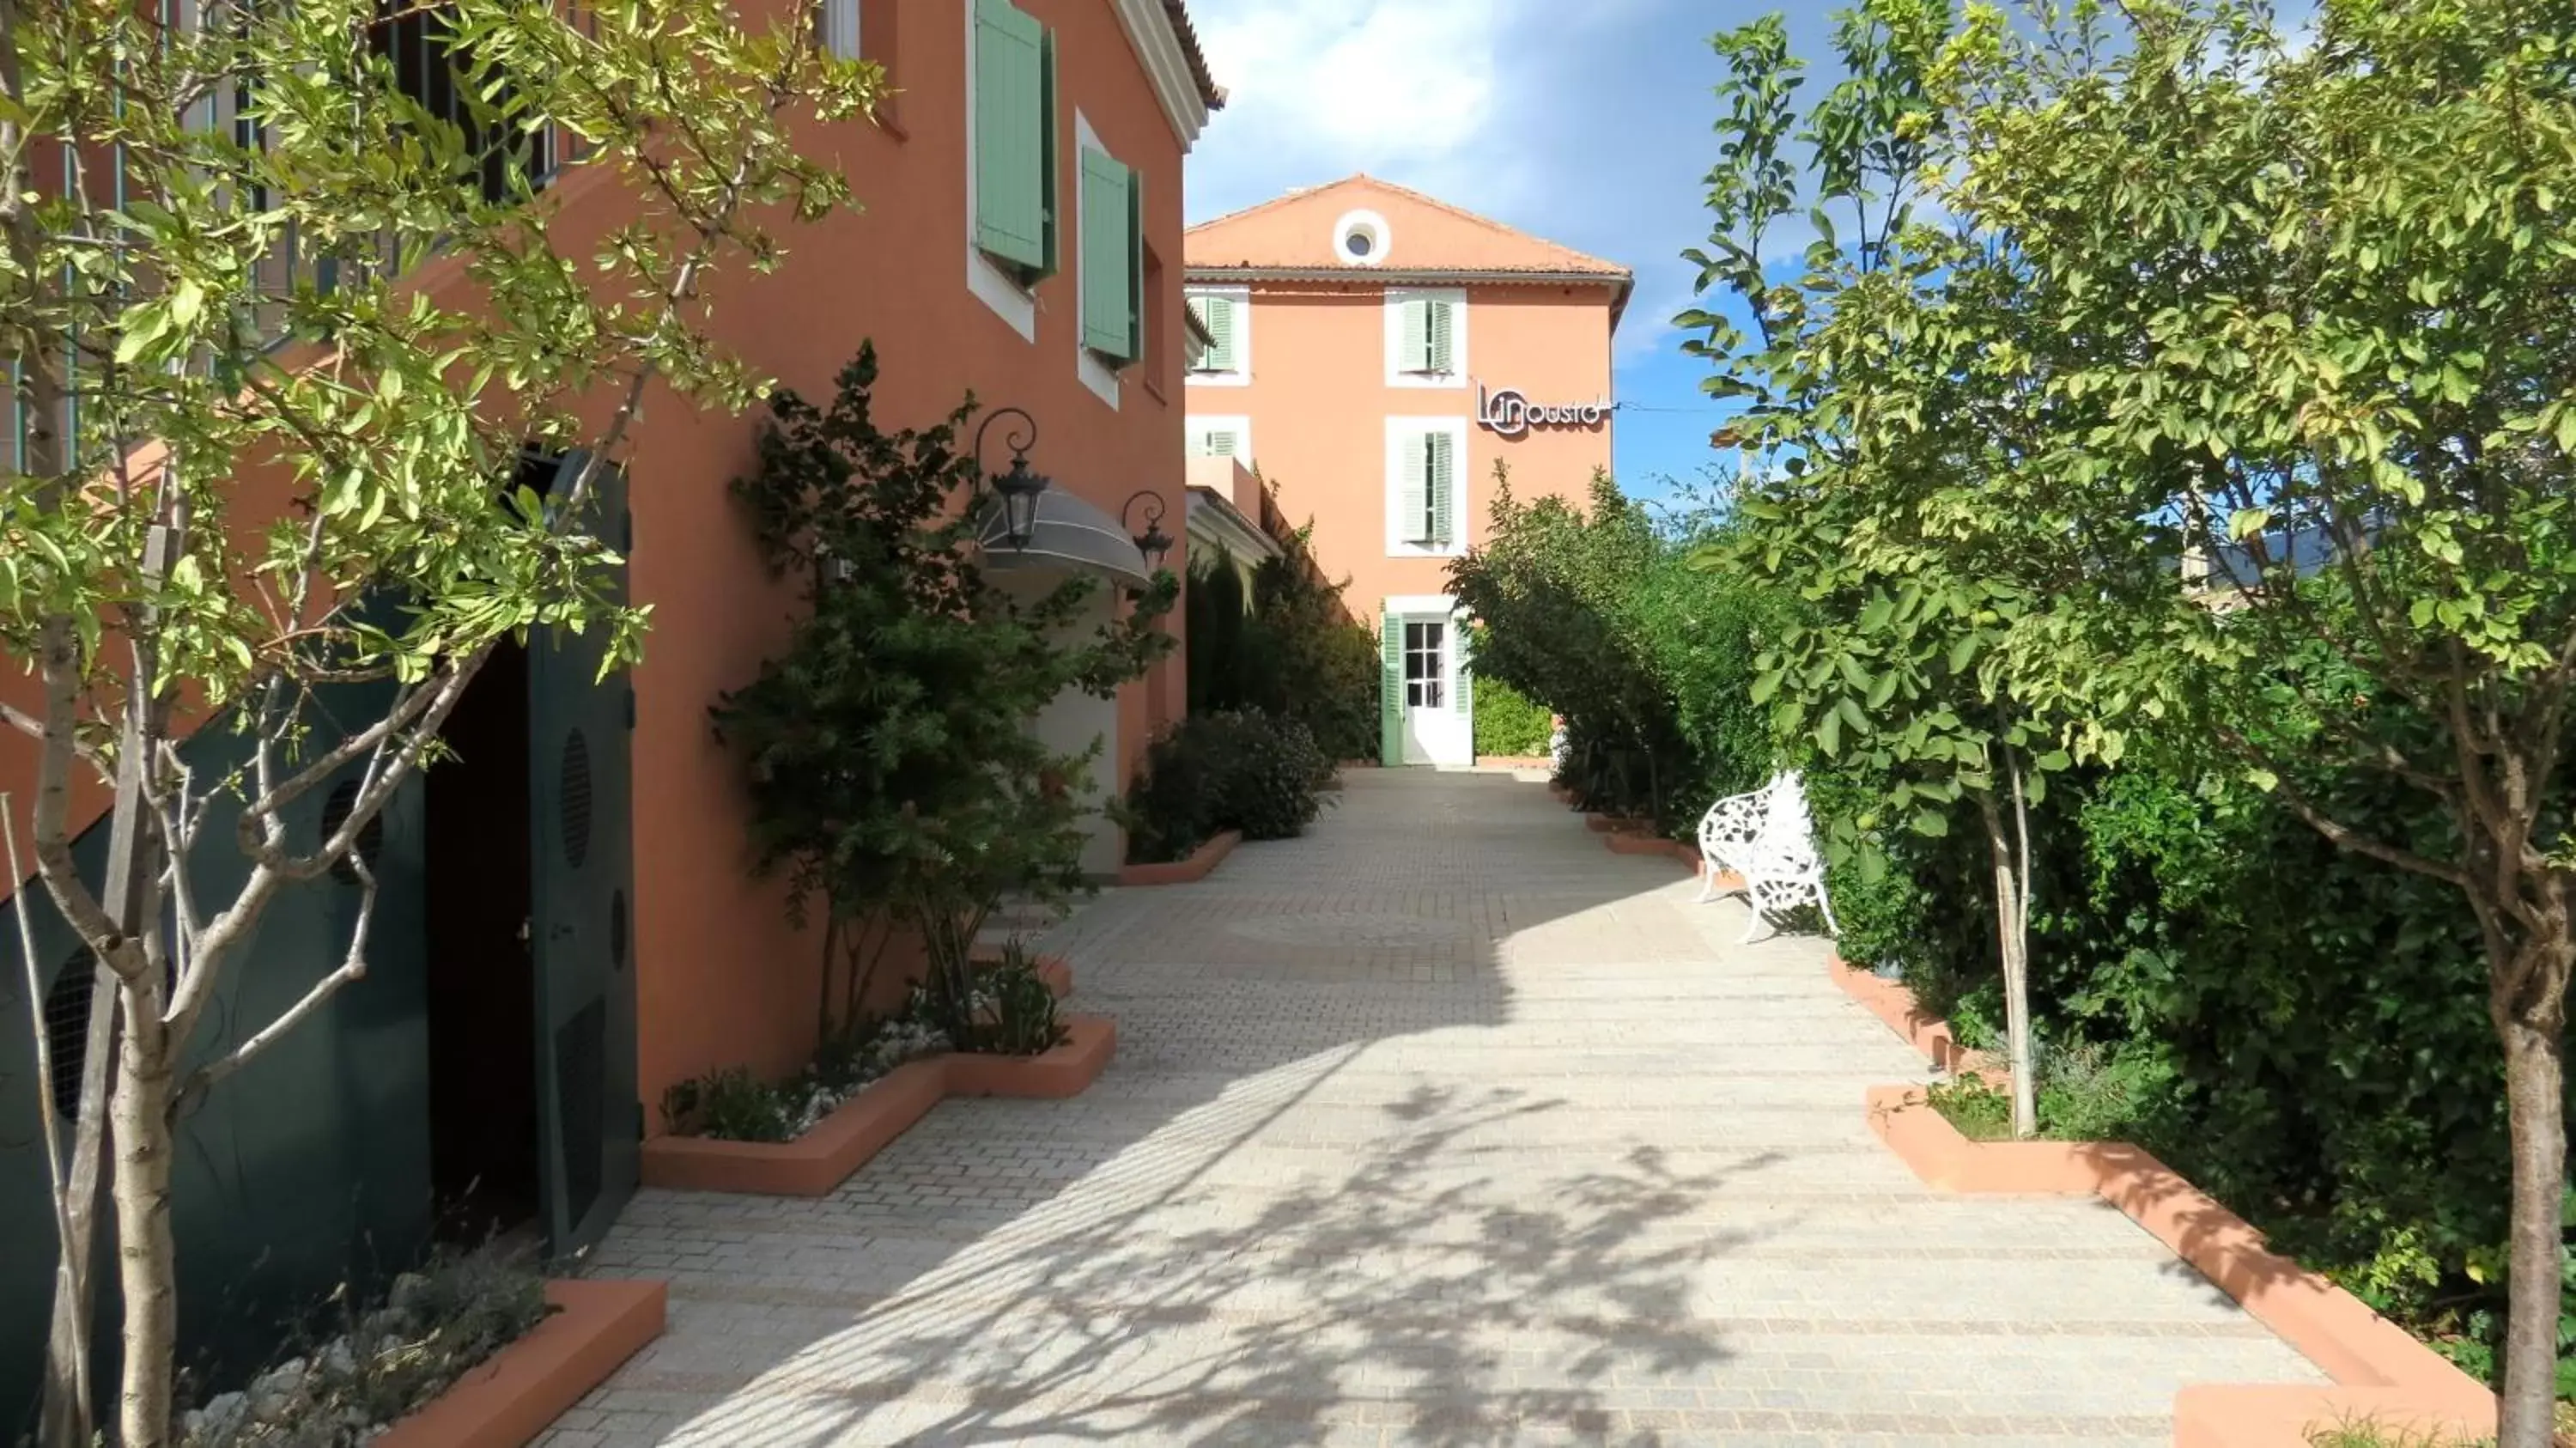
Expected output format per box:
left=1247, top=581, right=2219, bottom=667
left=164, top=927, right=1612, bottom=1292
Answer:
left=1176, top=0, right=1741, bottom=471
left=1184, top=0, right=1639, bottom=222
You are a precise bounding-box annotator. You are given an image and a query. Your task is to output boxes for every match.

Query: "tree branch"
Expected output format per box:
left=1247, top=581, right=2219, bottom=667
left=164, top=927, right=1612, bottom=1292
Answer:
left=175, top=848, right=378, bottom=1112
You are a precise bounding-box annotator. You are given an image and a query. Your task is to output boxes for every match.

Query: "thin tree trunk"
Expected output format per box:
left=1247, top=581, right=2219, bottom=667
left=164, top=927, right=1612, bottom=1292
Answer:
left=1978, top=791, right=2038, bottom=1139
left=2, top=0, right=109, bottom=1413
left=112, top=974, right=178, bottom=1448
left=2496, top=1001, right=2566, bottom=1448
left=817, top=910, right=841, bottom=1042
left=39, top=967, right=113, bottom=1448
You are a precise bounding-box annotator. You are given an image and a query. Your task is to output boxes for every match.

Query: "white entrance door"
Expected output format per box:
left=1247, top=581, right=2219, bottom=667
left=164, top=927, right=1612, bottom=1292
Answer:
left=1003, top=574, right=1122, bottom=877
left=1400, top=618, right=1471, bottom=766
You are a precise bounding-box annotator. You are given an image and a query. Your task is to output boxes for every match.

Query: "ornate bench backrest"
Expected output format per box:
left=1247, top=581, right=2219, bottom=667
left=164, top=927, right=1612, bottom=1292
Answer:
left=1750, top=771, right=1821, bottom=869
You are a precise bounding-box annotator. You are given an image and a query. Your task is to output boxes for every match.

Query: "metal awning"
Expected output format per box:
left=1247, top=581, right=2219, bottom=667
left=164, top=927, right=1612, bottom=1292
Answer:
left=978, top=487, right=1151, bottom=586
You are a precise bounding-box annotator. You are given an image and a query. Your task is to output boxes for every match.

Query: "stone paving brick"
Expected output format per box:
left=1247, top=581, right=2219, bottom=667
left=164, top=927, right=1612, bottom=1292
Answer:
left=542, top=770, right=2322, bottom=1446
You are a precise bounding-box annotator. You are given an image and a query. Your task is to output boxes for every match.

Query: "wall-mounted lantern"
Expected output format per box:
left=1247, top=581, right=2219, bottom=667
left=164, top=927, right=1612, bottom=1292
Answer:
left=1122, top=490, right=1173, bottom=571
left=974, top=406, right=1050, bottom=550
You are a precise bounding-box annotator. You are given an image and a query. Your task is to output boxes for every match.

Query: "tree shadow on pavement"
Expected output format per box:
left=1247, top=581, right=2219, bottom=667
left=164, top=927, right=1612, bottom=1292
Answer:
left=573, top=772, right=1811, bottom=1447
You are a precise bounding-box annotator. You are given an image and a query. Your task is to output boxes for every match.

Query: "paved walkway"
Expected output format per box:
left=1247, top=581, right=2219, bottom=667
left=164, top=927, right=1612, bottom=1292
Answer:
left=545, top=770, right=2322, bottom=1447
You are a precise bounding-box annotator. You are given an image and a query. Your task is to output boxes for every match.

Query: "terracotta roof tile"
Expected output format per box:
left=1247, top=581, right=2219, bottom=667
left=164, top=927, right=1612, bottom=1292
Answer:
left=1163, top=1, right=1224, bottom=111
left=1184, top=174, right=1629, bottom=279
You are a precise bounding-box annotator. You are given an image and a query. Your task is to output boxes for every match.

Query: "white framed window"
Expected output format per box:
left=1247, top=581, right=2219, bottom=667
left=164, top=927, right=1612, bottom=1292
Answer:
left=1188, top=416, right=1251, bottom=463
left=821, top=0, right=860, bottom=59
left=1385, top=417, right=1469, bottom=557
left=1402, top=618, right=1448, bottom=709
left=1185, top=286, right=1250, bottom=386
left=1334, top=208, right=1391, bottom=266
left=1385, top=287, right=1466, bottom=389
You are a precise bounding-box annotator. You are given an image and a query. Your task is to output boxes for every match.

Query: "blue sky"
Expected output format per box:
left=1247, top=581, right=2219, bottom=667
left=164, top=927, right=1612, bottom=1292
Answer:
left=1180, top=0, right=1862, bottom=503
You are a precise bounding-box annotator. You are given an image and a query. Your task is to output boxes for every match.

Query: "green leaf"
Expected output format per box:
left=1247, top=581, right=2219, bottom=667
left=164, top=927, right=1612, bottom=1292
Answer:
left=1911, top=810, right=1948, bottom=838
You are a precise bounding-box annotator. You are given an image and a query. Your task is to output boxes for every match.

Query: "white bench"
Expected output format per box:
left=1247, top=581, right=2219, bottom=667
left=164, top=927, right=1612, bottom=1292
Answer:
left=1695, top=770, right=1839, bottom=941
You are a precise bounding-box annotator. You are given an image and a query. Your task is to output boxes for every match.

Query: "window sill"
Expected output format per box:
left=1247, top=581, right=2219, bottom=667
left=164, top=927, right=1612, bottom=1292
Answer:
left=1078, top=349, right=1124, bottom=411
left=967, top=246, right=1038, bottom=342
left=1185, top=369, right=1250, bottom=388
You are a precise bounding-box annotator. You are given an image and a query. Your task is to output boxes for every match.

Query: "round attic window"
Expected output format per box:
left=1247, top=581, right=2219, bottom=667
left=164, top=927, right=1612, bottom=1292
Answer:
left=1334, top=210, right=1390, bottom=266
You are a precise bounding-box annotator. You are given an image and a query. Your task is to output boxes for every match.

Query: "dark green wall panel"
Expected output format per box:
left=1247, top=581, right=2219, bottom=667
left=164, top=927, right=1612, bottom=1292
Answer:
left=0, top=697, right=432, bottom=1436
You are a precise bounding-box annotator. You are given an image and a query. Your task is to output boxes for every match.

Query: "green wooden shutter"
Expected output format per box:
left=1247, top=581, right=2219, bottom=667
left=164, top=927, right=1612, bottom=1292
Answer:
left=1427, top=299, right=1455, bottom=372
left=972, top=0, right=1048, bottom=275
left=1380, top=613, right=1403, bottom=766
left=1191, top=296, right=1236, bottom=372
left=1427, top=433, right=1456, bottom=548
left=1079, top=149, right=1135, bottom=360
left=1398, top=433, right=1431, bottom=544
left=1037, top=28, right=1058, bottom=277
left=1399, top=298, right=1431, bottom=372
left=1454, top=625, right=1473, bottom=717
left=1126, top=167, right=1145, bottom=360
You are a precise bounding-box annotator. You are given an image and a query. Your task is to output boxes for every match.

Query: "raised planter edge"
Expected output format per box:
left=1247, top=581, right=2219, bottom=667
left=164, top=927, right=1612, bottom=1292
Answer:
left=945, top=1014, right=1117, bottom=1100
left=1117, top=830, right=1242, bottom=888
left=1828, top=954, right=1999, bottom=1078
left=637, top=1013, right=1120, bottom=1198
left=1845, top=964, right=2496, bottom=1445
left=372, top=1278, right=665, bottom=1448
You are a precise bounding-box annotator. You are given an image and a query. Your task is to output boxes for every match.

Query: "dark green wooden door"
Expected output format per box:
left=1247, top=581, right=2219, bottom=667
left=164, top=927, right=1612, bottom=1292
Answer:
left=527, top=452, right=640, bottom=1260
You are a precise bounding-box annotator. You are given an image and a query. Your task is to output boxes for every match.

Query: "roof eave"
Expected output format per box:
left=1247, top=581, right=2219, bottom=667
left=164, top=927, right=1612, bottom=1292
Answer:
left=1115, top=0, right=1223, bottom=150
left=1182, top=265, right=1633, bottom=290
left=1186, top=487, right=1282, bottom=562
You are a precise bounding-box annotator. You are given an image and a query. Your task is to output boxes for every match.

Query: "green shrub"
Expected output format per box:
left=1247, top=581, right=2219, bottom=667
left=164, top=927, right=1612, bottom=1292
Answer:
left=1473, top=678, right=1552, bottom=757
left=661, top=1004, right=952, bottom=1142
left=1188, top=514, right=1382, bottom=764
left=1449, top=470, right=1785, bottom=835
left=712, top=342, right=1172, bottom=1046
left=1924, top=1078, right=2013, bottom=1141
left=1820, top=720, right=2563, bottom=1379
left=1216, top=712, right=1329, bottom=840
left=1121, top=709, right=1330, bottom=861
left=659, top=1066, right=797, bottom=1144
left=1923, top=1043, right=2178, bottom=1147
left=968, top=943, right=1066, bottom=1057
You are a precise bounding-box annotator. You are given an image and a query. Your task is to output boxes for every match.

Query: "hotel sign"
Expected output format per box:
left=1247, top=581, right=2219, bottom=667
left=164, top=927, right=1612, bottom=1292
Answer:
left=1476, top=383, right=1613, bottom=439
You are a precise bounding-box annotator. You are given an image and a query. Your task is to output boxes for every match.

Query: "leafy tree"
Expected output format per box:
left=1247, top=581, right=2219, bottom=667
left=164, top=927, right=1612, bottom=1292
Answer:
left=1185, top=497, right=1378, bottom=764
left=1701, top=0, right=2576, bottom=1433
left=1939, top=6, right=2576, bottom=1431
left=1242, top=525, right=1381, bottom=764
left=1451, top=468, right=1689, bottom=820
left=1685, top=0, right=2070, bottom=1134
left=713, top=343, right=1174, bottom=1049
left=1185, top=545, right=1252, bottom=717
left=0, top=1, right=874, bottom=1439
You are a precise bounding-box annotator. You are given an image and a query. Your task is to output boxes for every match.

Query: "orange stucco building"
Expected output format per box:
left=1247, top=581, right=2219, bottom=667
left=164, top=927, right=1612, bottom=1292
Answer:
left=1181, top=176, right=1631, bottom=767
left=0, top=2, right=1218, bottom=1399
